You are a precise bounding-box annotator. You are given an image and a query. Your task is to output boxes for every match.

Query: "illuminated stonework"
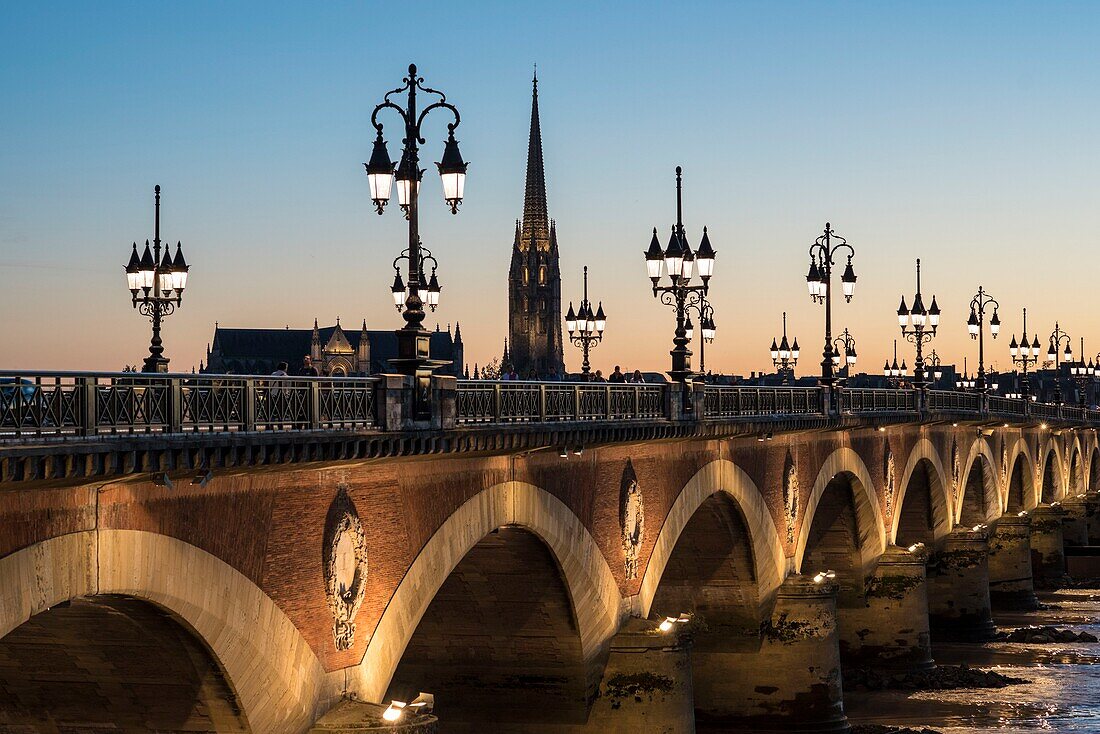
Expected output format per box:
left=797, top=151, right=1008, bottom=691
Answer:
left=783, top=454, right=798, bottom=545
left=884, top=447, right=896, bottom=521
left=323, top=486, right=368, bottom=651
left=951, top=439, right=961, bottom=506
left=620, top=463, right=644, bottom=581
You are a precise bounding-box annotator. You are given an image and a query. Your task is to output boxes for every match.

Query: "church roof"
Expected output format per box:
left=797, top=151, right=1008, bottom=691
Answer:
left=207, top=324, right=457, bottom=375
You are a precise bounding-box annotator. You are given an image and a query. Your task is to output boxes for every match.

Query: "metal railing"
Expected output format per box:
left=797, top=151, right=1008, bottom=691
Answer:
left=840, top=388, right=919, bottom=414
left=988, top=396, right=1027, bottom=417
left=4, top=370, right=1100, bottom=440
left=1062, top=405, right=1086, bottom=422
left=455, top=381, right=667, bottom=424
left=926, top=390, right=982, bottom=414
left=1031, top=402, right=1061, bottom=421
left=0, top=372, right=378, bottom=437
left=703, top=386, right=825, bottom=418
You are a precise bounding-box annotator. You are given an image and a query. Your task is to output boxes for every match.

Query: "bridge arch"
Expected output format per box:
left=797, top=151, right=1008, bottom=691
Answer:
left=638, top=459, right=786, bottom=619
left=796, top=447, right=886, bottom=574
left=351, top=481, right=621, bottom=708
left=957, top=437, right=1002, bottom=526
left=1040, top=443, right=1065, bottom=504
left=0, top=529, right=329, bottom=734
left=892, top=438, right=952, bottom=544
left=1005, top=437, right=1038, bottom=511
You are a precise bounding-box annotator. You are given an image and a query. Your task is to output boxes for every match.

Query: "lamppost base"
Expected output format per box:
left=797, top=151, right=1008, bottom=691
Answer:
left=142, top=357, right=170, bottom=374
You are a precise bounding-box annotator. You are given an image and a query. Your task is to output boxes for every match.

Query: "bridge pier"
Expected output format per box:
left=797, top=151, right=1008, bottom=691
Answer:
left=988, top=513, right=1039, bottom=610
left=310, top=699, right=438, bottom=733
left=1030, top=504, right=1067, bottom=582
left=839, top=545, right=932, bottom=669
left=586, top=619, right=695, bottom=733
left=1085, top=492, right=1100, bottom=544
left=694, top=575, right=848, bottom=733
left=1061, top=495, right=1090, bottom=546
left=926, top=528, right=997, bottom=641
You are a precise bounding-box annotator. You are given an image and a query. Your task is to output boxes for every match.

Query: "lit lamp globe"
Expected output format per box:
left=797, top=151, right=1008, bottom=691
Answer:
left=125, top=243, right=142, bottom=299
left=436, top=127, right=468, bottom=213
left=696, top=228, right=716, bottom=282
left=365, top=131, right=395, bottom=213
left=663, top=228, right=684, bottom=282
left=644, top=229, right=664, bottom=284
left=840, top=258, right=857, bottom=301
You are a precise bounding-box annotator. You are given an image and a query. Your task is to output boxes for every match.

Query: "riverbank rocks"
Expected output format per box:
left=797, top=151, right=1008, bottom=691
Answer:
left=996, top=625, right=1098, bottom=643
left=851, top=726, right=944, bottom=734
left=843, top=663, right=1028, bottom=691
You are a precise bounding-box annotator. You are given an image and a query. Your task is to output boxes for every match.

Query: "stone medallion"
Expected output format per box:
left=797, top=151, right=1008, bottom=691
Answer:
left=783, top=453, right=798, bottom=545
left=323, top=486, right=368, bottom=651
left=620, top=462, right=644, bottom=581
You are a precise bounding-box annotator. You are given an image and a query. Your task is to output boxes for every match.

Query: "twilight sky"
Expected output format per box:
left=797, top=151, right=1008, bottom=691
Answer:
left=2, top=2, right=1099, bottom=377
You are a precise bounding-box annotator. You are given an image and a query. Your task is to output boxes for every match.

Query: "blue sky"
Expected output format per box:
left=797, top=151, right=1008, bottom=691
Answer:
left=2, top=2, right=1099, bottom=374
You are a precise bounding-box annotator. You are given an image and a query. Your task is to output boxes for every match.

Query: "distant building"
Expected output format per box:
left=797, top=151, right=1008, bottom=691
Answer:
left=506, top=72, right=564, bottom=379
left=202, top=320, right=463, bottom=377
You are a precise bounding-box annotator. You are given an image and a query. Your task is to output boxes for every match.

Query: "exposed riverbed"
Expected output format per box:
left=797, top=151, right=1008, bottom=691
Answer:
left=845, top=588, right=1100, bottom=732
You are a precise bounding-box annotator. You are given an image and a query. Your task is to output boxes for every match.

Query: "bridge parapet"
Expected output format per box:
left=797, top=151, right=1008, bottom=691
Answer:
left=3, top=371, right=1098, bottom=484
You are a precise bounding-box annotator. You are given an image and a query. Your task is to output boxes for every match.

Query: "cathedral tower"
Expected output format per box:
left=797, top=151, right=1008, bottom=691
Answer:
left=507, top=72, right=564, bottom=378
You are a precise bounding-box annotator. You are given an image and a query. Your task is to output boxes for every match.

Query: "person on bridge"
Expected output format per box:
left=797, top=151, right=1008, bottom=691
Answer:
left=630, top=369, right=645, bottom=383
left=593, top=370, right=607, bottom=382
left=299, top=356, right=319, bottom=377
left=609, top=366, right=626, bottom=383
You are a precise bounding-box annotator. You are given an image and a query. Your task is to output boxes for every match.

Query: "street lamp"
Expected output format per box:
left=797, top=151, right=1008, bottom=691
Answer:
left=645, top=166, right=716, bottom=397
left=805, top=223, right=857, bottom=386
left=1046, top=321, right=1072, bottom=404
left=366, top=64, right=466, bottom=418
left=831, top=327, right=858, bottom=380
left=967, top=286, right=1000, bottom=393
left=883, top=339, right=908, bottom=387
left=958, top=357, right=975, bottom=391
left=124, top=185, right=190, bottom=373
left=1008, top=307, right=1041, bottom=401
left=685, top=296, right=717, bottom=376
left=566, top=266, right=605, bottom=379
left=896, top=258, right=940, bottom=389
left=1069, top=337, right=1092, bottom=407
left=769, top=312, right=799, bottom=383
left=928, top=349, right=945, bottom=384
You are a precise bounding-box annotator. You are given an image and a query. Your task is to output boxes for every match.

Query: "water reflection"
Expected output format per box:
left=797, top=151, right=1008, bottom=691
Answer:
left=845, top=589, right=1100, bottom=731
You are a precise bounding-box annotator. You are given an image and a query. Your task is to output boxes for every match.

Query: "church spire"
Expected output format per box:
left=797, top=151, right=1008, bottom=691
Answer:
left=521, top=69, right=549, bottom=249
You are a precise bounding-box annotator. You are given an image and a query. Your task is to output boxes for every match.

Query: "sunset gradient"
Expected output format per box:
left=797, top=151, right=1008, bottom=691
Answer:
left=2, top=2, right=1098, bottom=377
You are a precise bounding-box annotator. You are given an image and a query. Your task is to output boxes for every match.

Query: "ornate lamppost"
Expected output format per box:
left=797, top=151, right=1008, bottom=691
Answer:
left=685, top=296, right=717, bottom=376
left=644, top=166, right=716, bottom=399
left=928, top=349, right=945, bottom=385
left=1069, top=338, right=1092, bottom=407
left=1046, top=322, right=1072, bottom=404
left=1008, top=307, right=1041, bottom=400
left=769, top=312, right=799, bottom=383
left=365, top=64, right=467, bottom=418
left=883, top=339, right=908, bottom=386
left=565, top=266, right=606, bottom=379
left=830, top=327, right=857, bottom=381
left=124, top=185, right=190, bottom=373
left=896, top=258, right=940, bottom=389
left=805, top=223, right=857, bottom=386
left=966, top=286, right=1000, bottom=393
left=958, top=357, right=976, bottom=391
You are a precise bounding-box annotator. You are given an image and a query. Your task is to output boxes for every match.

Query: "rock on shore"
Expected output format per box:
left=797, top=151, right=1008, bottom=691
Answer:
left=995, top=625, right=1098, bottom=643
left=844, top=663, right=1028, bottom=691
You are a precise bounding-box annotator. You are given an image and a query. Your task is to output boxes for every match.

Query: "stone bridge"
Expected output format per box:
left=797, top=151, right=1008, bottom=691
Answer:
left=2, top=372, right=1100, bottom=732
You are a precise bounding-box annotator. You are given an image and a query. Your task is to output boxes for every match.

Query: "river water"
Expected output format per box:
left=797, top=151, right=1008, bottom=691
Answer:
left=845, top=588, right=1100, bottom=732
